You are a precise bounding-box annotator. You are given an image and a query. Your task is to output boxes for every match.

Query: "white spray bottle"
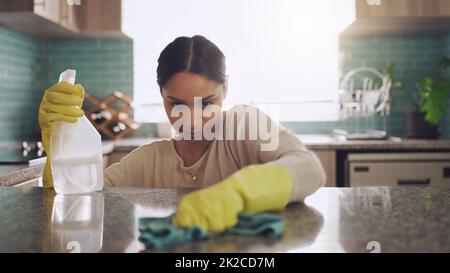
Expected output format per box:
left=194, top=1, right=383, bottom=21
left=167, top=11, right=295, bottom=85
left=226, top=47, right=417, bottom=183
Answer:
left=50, top=69, right=104, bottom=194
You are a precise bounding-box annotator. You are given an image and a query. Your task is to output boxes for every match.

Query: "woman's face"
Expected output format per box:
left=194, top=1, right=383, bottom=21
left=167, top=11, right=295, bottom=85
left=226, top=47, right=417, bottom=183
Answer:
left=161, top=72, right=227, bottom=139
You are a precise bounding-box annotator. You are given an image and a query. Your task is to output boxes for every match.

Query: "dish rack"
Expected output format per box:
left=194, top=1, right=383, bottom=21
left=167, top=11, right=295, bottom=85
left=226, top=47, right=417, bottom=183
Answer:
left=334, top=67, right=392, bottom=140
left=84, top=91, right=140, bottom=140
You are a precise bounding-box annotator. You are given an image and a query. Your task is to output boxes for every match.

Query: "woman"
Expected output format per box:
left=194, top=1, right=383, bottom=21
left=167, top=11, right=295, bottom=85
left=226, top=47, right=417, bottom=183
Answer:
left=39, top=35, right=326, bottom=233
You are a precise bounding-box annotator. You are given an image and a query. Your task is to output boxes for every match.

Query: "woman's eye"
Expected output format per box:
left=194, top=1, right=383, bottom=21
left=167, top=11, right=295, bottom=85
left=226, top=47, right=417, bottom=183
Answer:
left=202, top=101, right=211, bottom=108
left=171, top=102, right=183, bottom=107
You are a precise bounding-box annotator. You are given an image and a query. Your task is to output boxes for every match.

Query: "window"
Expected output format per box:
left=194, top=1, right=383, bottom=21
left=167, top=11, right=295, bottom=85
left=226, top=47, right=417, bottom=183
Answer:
left=122, top=0, right=355, bottom=122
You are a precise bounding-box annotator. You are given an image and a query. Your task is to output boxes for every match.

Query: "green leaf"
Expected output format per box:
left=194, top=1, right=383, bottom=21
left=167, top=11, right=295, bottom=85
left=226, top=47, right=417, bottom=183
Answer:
left=418, top=77, right=433, bottom=93
left=420, top=79, right=450, bottom=125
left=383, top=63, right=396, bottom=78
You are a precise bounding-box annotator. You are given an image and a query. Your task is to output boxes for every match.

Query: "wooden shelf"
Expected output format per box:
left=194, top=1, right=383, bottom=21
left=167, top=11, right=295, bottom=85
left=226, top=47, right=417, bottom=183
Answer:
left=84, top=91, right=140, bottom=140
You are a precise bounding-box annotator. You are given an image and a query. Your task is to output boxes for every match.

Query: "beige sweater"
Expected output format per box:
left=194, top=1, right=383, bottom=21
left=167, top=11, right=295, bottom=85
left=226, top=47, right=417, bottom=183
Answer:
left=104, top=105, right=326, bottom=202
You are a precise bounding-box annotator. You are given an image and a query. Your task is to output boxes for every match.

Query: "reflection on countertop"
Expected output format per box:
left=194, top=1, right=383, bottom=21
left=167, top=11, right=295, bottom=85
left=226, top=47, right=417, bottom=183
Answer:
left=0, top=186, right=449, bottom=253
left=50, top=193, right=105, bottom=253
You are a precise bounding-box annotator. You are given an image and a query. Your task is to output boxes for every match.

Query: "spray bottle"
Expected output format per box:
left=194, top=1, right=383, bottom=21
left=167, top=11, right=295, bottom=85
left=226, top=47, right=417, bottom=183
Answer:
left=50, top=69, right=104, bottom=194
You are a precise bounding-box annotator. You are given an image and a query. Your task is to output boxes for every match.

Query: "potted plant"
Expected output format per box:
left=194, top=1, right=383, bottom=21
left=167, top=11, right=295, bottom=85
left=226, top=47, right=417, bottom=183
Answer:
left=384, top=57, right=450, bottom=139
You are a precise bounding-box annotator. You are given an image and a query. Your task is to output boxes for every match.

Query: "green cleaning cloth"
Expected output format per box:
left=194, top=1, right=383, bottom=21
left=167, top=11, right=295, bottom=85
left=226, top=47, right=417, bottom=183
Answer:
left=138, top=213, right=284, bottom=249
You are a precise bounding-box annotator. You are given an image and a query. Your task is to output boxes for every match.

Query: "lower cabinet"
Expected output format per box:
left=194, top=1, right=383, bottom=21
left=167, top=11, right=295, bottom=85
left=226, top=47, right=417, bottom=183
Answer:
left=104, top=152, right=129, bottom=168
left=347, top=152, right=450, bottom=187
left=310, top=149, right=336, bottom=187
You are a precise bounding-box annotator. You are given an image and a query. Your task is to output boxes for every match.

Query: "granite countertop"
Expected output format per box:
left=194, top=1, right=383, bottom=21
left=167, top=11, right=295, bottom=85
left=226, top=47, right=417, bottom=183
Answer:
left=296, top=134, right=450, bottom=150
left=0, top=186, right=449, bottom=253
left=0, top=164, right=43, bottom=187
left=0, top=137, right=160, bottom=186
left=105, top=135, right=450, bottom=151
left=2, top=135, right=450, bottom=186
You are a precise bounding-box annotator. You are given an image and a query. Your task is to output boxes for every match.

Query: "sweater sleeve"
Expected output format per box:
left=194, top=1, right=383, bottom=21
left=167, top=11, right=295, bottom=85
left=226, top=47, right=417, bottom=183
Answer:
left=262, top=130, right=326, bottom=202
left=104, top=145, right=148, bottom=187
left=228, top=105, right=326, bottom=202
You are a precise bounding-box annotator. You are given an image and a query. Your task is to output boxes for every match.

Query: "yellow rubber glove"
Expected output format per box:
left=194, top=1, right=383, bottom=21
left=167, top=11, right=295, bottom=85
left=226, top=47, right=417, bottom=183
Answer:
left=38, top=81, right=85, bottom=188
left=172, top=164, right=293, bottom=233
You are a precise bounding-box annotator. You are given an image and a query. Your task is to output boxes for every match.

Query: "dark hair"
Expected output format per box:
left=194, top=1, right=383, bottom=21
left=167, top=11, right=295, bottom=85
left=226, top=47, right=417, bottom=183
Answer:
left=156, top=35, right=227, bottom=91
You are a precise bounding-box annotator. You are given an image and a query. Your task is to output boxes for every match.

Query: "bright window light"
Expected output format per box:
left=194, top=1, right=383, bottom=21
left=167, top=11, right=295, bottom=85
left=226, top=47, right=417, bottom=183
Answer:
left=122, top=0, right=355, bottom=122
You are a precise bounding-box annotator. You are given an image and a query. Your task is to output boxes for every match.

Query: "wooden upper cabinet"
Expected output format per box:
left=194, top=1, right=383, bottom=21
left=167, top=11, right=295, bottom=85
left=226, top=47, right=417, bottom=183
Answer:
left=0, top=0, right=80, bottom=38
left=356, top=0, right=450, bottom=18
left=33, top=0, right=61, bottom=24
left=342, top=0, right=450, bottom=36
left=59, top=0, right=80, bottom=33
left=0, top=0, right=127, bottom=38
left=76, top=0, right=127, bottom=38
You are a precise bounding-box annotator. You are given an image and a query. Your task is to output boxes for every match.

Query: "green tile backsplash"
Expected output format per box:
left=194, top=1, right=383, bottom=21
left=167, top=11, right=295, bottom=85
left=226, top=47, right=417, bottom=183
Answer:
left=47, top=39, right=133, bottom=99
left=444, top=34, right=450, bottom=138
left=285, top=33, right=450, bottom=139
left=0, top=26, right=134, bottom=143
left=1, top=24, right=450, bottom=143
left=0, top=27, right=47, bottom=142
left=339, top=34, right=448, bottom=138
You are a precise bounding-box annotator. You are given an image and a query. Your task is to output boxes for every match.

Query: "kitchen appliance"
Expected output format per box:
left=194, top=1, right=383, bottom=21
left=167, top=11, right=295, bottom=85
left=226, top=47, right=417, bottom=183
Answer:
left=334, top=67, right=392, bottom=140
left=347, top=152, right=450, bottom=187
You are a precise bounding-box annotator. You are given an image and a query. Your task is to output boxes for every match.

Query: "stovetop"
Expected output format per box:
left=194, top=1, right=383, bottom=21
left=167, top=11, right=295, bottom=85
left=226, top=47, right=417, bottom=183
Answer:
left=0, top=141, right=46, bottom=164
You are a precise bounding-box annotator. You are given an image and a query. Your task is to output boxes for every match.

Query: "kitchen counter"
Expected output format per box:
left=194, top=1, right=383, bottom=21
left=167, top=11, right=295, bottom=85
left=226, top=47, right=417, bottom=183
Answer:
left=0, top=164, right=43, bottom=187
left=2, top=135, right=450, bottom=186
left=0, top=137, right=159, bottom=186
left=295, top=134, right=450, bottom=150
left=0, top=186, right=449, bottom=253
left=103, top=135, right=450, bottom=152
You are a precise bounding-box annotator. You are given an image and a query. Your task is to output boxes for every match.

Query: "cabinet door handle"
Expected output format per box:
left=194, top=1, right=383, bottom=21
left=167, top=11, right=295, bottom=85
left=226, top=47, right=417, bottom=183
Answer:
left=397, top=179, right=430, bottom=186
left=444, top=167, right=450, bottom=178
left=354, top=166, right=369, bottom=172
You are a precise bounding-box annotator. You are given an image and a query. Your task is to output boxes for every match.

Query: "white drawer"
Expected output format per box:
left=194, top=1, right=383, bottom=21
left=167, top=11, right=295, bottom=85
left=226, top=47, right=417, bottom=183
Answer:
left=349, top=161, right=450, bottom=187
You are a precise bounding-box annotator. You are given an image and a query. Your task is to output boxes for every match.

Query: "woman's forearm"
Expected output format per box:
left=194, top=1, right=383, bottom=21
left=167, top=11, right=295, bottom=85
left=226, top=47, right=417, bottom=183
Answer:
left=270, top=150, right=326, bottom=202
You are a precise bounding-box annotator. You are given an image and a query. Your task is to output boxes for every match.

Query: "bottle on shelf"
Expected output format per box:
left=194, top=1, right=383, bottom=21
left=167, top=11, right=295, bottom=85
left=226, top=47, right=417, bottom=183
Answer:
left=90, top=110, right=112, bottom=124
left=108, top=121, right=127, bottom=135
